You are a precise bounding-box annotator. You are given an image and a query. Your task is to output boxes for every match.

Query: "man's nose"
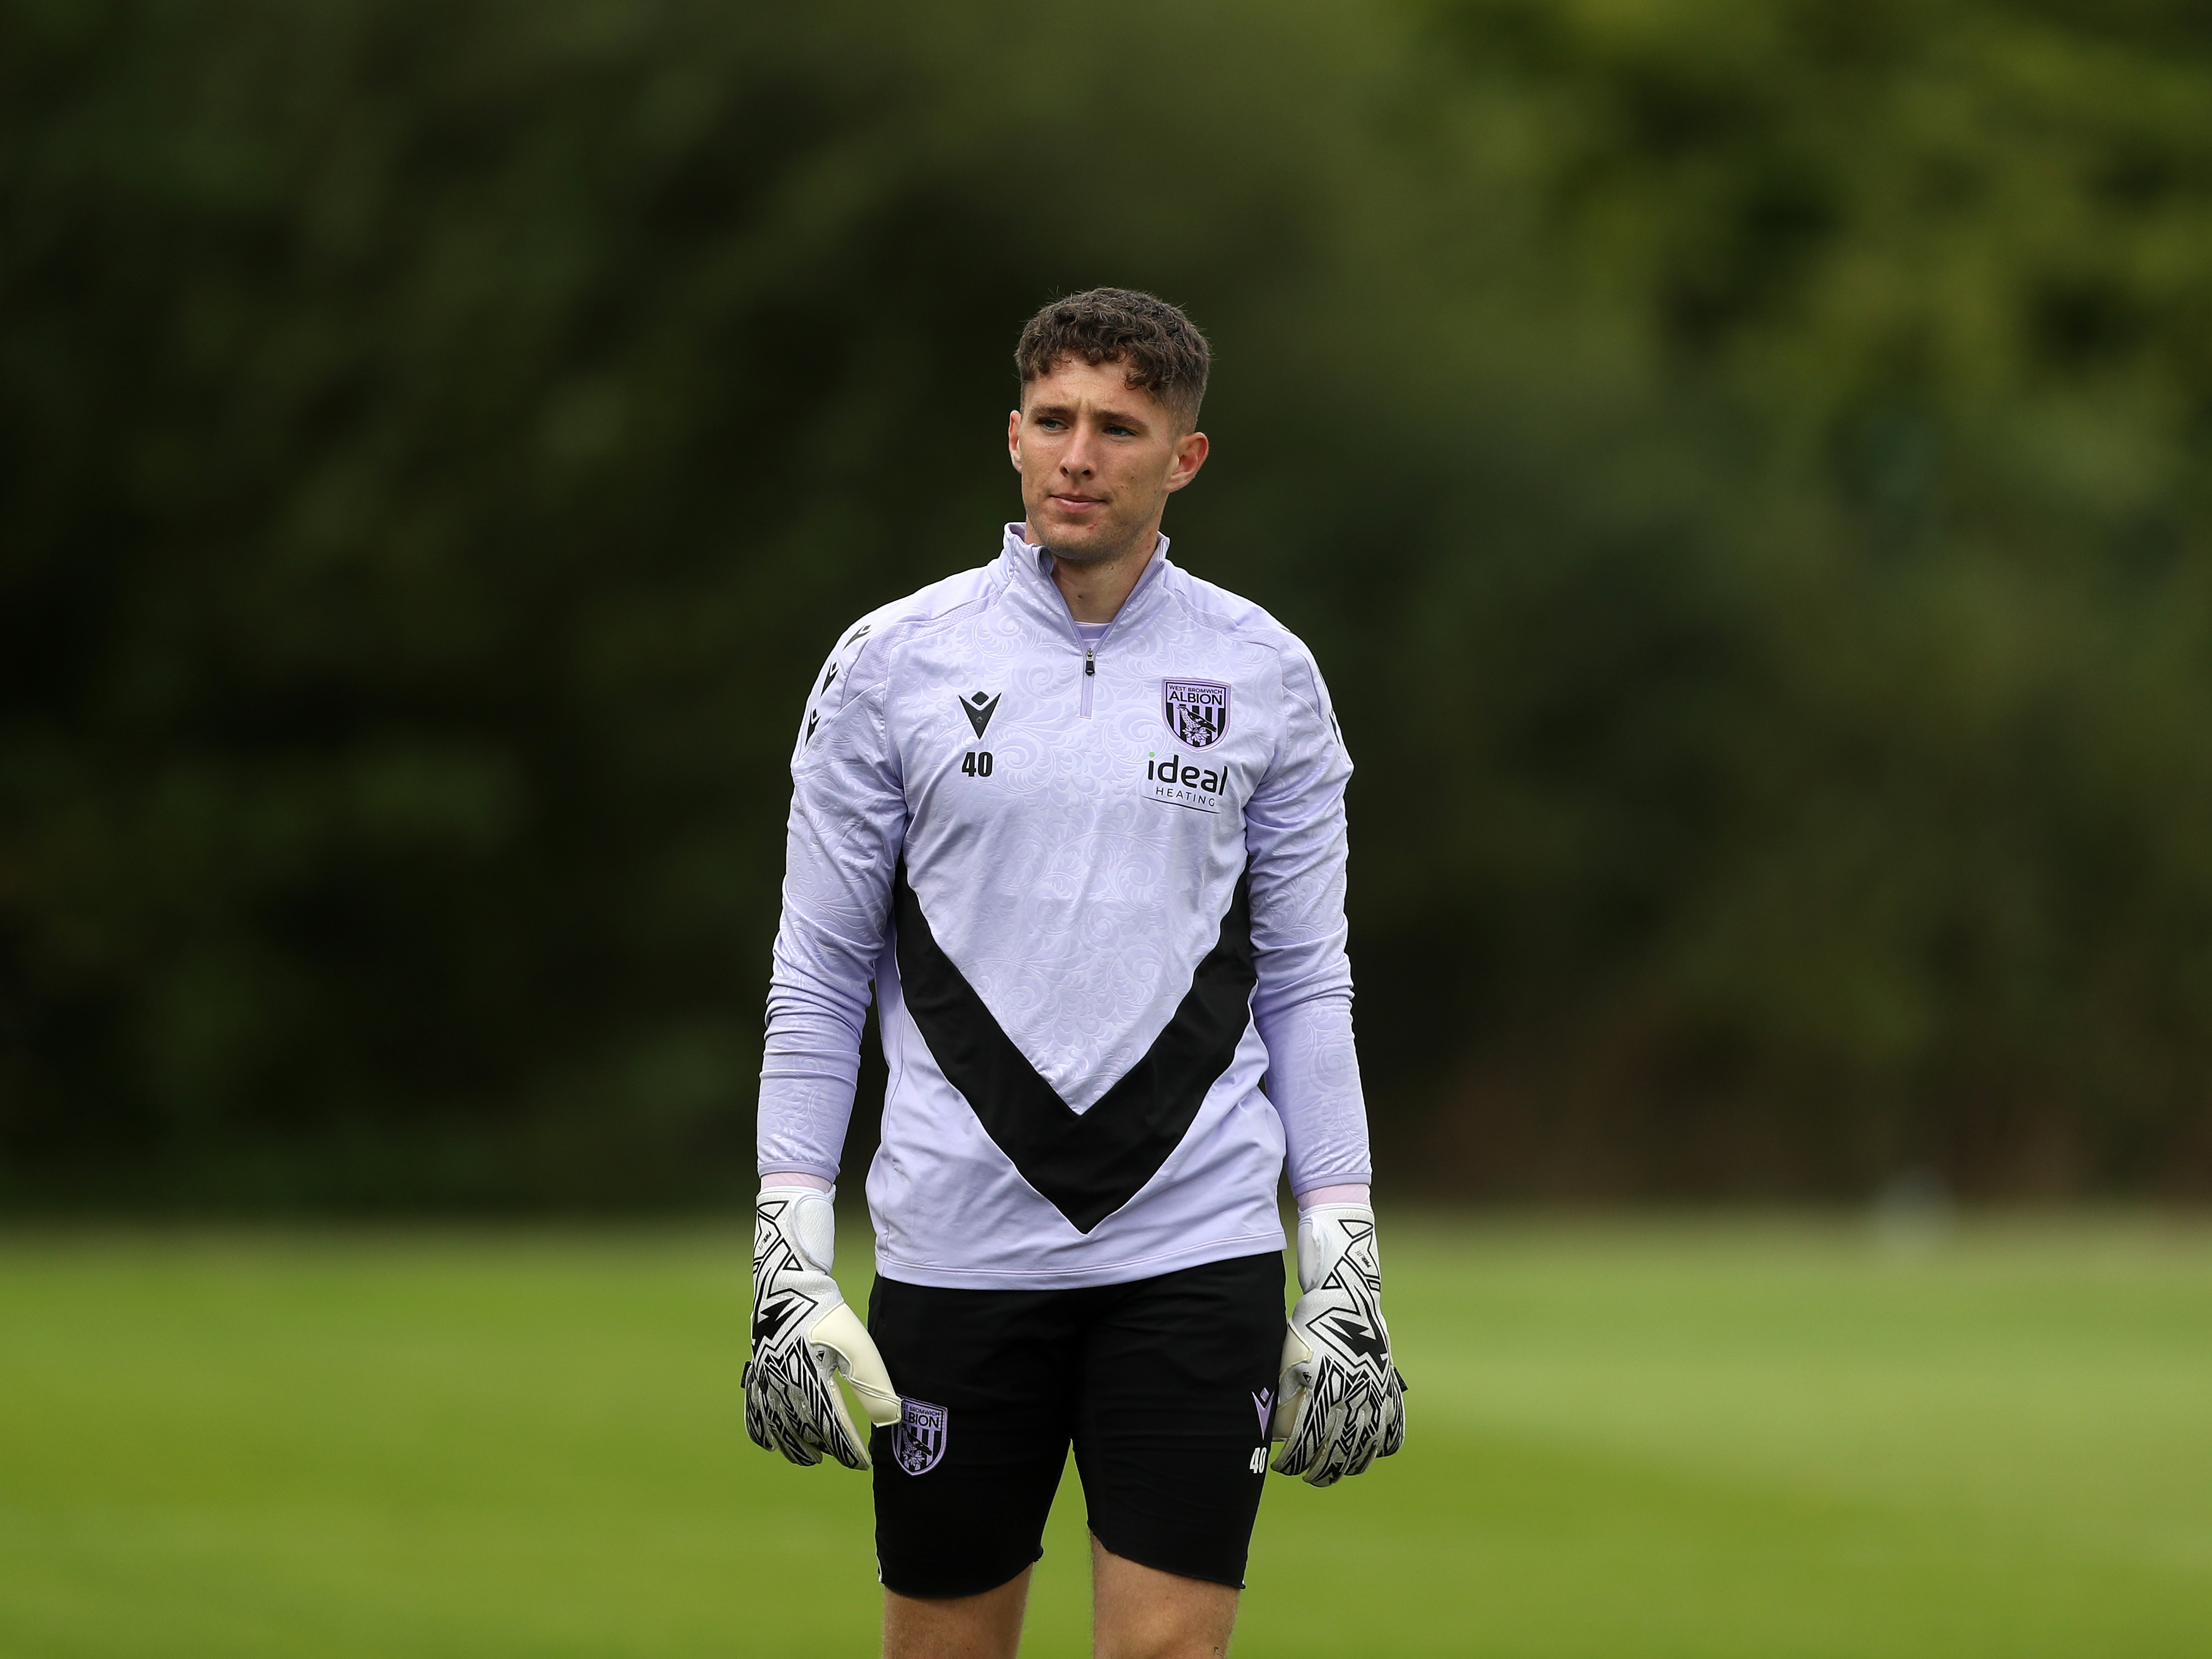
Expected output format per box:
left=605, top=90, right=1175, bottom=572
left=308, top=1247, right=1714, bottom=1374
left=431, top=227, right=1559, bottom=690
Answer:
left=1058, top=428, right=1099, bottom=476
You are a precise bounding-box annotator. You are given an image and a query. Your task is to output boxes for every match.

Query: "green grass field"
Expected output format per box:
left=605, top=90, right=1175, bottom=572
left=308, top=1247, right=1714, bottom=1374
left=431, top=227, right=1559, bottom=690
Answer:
left=2, top=1215, right=2208, bottom=1656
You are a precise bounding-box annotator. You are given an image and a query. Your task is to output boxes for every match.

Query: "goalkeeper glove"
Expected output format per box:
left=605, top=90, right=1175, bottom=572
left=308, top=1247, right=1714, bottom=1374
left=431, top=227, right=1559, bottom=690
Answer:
left=743, top=1185, right=901, bottom=1469
left=1270, top=1202, right=1407, bottom=1486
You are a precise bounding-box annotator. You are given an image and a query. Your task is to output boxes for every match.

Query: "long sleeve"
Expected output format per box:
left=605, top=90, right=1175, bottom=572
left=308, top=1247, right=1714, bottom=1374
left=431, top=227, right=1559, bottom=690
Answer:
left=1245, top=647, right=1372, bottom=1193
left=757, top=624, right=907, bottom=1179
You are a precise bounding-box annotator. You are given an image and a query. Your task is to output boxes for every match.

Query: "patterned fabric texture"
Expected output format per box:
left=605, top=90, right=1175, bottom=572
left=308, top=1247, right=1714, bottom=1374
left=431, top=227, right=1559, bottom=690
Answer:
left=1270, top=1203, right=1407, bottom=1487
left=743, top=1187, right=901, bottom=1469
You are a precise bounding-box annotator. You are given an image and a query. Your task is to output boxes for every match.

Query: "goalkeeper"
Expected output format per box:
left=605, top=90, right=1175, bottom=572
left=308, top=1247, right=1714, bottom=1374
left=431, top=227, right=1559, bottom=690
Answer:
left=747, top=288, right=1405, bottom=1658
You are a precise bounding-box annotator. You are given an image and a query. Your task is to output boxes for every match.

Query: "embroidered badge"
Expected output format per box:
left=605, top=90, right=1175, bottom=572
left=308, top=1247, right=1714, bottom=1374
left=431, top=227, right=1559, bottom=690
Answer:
left=1162, top=678, right=1230, bottom=749
left=893, top=1397, right=949, bottom=1475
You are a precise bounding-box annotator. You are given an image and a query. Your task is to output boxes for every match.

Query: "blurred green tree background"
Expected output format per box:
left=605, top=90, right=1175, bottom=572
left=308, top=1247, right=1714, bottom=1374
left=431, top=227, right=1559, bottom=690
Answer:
left=6, top=0, right=2212, bottom=1207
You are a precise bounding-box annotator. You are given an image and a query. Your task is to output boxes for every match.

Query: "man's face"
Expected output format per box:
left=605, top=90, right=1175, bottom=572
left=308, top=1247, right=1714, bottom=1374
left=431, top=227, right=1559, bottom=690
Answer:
left=1008, top=356, right=1208, bottom=563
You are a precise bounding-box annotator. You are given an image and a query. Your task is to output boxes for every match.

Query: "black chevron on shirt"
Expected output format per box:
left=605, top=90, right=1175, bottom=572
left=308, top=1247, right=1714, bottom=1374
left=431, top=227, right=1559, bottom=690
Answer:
left=891, top=859, right=1255, bottom=1234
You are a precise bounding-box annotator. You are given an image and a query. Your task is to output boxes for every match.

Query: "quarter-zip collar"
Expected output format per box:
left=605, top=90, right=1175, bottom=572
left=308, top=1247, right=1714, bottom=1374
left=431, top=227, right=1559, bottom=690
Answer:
left=999, top=522, right=1174, bottom=645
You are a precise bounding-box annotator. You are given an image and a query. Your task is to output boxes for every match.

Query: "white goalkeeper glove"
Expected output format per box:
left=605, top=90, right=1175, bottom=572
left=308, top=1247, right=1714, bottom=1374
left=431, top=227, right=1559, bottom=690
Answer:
left=743, top=1186, right=901, bottom=1469
left=1270, top=1202, right=1407, bottom=1486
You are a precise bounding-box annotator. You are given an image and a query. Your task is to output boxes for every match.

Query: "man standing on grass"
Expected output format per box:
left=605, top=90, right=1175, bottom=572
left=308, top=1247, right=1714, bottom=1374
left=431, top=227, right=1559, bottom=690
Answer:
left=743, top=288, right=1404, bottom=1658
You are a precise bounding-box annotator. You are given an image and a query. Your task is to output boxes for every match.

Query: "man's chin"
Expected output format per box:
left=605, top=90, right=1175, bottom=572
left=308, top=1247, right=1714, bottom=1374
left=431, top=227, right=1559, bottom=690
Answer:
left=1035, top=514, right=1138, bottom=564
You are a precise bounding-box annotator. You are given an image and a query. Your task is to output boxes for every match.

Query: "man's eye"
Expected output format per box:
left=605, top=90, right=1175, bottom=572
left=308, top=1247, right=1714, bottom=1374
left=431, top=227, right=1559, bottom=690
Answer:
left=1106, top=425, right=1135, bottom=437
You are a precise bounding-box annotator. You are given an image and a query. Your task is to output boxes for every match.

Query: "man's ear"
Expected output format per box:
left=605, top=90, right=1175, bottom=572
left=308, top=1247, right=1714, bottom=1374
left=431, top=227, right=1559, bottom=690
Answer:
left=1165, top=429, right=1209, bottom=493
left=1007, top=407, right=1023, bottom=470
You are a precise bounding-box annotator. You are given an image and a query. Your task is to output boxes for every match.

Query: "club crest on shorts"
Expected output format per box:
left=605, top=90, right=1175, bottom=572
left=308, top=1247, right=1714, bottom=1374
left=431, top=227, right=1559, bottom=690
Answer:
left=1161, top=678, right=1230, bottom=749
left=893, top=1397, right=948, bottom=1475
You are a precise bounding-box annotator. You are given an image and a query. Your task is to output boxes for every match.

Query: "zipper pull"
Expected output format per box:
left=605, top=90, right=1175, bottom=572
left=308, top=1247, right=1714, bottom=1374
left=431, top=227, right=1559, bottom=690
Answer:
left=1085, top=646, right=1095, bottom=677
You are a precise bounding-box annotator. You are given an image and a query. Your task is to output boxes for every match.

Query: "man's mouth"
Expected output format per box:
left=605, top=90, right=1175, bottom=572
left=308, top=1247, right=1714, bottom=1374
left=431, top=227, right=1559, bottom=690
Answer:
left=1049, top=493, right=1107, bottom=514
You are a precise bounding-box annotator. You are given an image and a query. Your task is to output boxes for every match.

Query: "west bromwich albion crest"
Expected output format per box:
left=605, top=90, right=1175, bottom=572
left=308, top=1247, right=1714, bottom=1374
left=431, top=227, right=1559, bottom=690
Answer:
left=1162, top=678, right=1230, bottom=749
left=893, top=1397, right=948, bottom=1475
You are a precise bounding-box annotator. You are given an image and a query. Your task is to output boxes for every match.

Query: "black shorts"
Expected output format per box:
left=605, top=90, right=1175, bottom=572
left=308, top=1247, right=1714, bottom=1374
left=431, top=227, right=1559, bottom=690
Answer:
left=867, top=1249, right=1286, bottom=1598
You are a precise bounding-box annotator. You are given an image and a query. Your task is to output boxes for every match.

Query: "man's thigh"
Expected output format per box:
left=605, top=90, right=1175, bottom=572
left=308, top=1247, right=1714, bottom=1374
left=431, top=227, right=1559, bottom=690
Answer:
left=867, top=1275, right=1080, bottom=1600
left=1074, top=1250, right=1286, bottom=1590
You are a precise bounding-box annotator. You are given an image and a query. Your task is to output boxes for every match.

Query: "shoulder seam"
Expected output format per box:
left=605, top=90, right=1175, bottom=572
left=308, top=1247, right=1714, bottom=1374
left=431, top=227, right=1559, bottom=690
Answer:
left=1164, top=579, right=1289, bottom=656
left=842, top=566, right=1008, bottom=692
left=854, top=584, right=1001, bottom=693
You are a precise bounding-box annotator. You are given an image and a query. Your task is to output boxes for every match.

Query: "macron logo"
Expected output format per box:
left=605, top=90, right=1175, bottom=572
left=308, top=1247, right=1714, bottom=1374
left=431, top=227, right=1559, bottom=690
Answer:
left=961, top=692, right=1001, bottom=739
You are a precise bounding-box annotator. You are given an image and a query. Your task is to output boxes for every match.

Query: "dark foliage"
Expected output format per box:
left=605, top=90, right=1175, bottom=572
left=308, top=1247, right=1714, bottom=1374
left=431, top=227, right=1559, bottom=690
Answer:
left=6, top=0, right=2212, bottom=1206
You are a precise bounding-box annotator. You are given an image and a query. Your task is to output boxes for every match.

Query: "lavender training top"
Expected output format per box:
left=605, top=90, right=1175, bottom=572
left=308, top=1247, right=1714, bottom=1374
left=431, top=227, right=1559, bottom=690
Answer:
left=758, top=525, right=1372, bottom=1289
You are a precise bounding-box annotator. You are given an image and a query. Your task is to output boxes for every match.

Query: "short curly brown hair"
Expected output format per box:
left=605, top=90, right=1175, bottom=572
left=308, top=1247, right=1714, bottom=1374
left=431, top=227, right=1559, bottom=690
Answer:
left=1014, top=288, right=1210, bottom=431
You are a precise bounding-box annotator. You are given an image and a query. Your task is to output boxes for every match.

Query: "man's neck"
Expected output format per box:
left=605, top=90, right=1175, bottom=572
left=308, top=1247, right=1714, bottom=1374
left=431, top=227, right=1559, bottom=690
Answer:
left=1032, top=524, right=1160, bottom=625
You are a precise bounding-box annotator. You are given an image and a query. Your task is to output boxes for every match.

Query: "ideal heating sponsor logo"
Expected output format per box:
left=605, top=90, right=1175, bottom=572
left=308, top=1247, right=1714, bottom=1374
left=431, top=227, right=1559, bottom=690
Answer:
left=1145, top=751, right=1237, bottom=815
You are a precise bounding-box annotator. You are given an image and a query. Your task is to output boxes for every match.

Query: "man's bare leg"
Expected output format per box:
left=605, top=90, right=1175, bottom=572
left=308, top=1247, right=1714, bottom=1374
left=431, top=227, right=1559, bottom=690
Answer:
left=1091, top=1537, right=1239, bottom=1659
left=883, top=1569, right=1031, bottom=1659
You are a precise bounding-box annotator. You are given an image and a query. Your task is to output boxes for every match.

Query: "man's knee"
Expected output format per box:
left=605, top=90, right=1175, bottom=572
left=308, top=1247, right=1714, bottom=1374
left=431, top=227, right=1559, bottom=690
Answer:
left=882, top=1568, right=1032, bottom=1659
left=1090, top=1537, right=1239, bottom=1659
